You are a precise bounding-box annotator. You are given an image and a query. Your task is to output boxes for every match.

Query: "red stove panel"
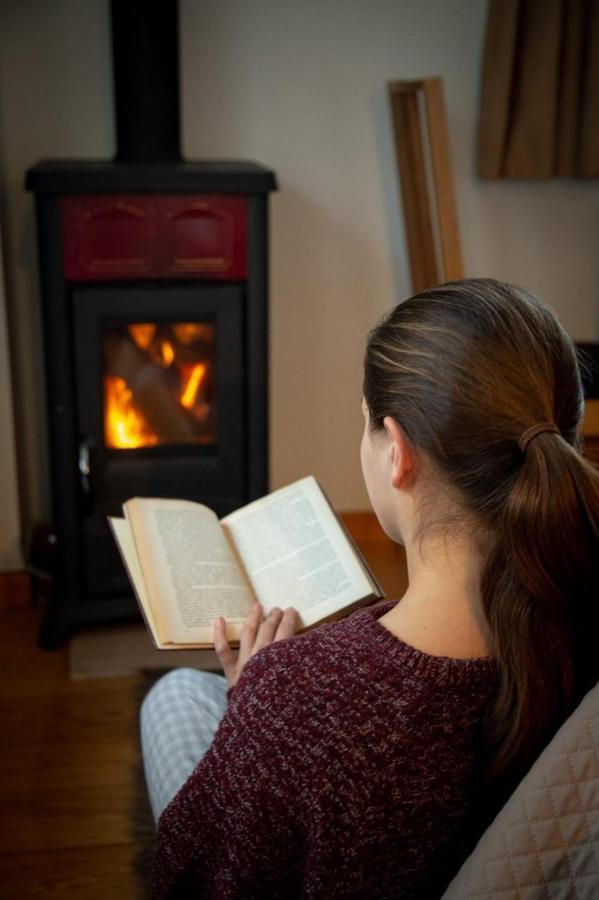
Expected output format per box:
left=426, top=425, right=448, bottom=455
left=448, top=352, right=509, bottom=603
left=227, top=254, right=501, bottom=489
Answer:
left=61, top=194, right=248, bottom=281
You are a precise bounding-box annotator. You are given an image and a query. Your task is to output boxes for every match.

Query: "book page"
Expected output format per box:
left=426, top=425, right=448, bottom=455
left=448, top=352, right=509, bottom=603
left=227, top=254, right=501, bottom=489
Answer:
left=125, top=498, right=256, bottom=645
left=222, top=475, right=375, bottom=628
left=109, top=516, right=164, bottom=646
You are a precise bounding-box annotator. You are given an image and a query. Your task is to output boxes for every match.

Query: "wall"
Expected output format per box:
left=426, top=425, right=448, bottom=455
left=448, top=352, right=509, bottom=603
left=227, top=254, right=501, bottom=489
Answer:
left=0, top=219, right=21, bottom=569
left=0, top=0, right=114, bottom=555
left=0, top=0, right=598, bottom=561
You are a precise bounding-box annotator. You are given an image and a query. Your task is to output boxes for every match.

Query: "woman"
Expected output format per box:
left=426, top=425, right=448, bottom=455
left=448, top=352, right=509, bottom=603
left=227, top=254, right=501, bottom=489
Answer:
left=141, top=278, right=599, bottom=898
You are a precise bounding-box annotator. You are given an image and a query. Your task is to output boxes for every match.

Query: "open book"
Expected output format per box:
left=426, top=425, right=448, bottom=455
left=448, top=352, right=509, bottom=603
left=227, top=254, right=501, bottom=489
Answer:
left=109, top=475, right=384, bottom=649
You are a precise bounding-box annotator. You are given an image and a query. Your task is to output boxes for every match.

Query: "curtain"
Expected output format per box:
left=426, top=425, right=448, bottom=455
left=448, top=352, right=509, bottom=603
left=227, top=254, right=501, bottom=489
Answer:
left=478, top=0, right=599, bottom=178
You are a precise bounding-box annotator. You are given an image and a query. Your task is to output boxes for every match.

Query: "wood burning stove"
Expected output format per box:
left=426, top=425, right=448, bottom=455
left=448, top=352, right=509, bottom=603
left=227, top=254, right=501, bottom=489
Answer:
left=26, top=164, right=276, bottom=646
left=25, top=2, right=277, bottom=645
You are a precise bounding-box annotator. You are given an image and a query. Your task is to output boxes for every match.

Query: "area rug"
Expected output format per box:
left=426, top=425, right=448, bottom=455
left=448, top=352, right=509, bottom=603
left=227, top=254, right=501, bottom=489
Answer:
left=69, top=620, right=222, bottom=679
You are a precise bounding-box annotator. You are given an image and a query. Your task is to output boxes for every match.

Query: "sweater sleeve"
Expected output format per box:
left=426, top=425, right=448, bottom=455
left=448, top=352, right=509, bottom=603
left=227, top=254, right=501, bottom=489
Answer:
left=152, top=645, right=305, bottom=900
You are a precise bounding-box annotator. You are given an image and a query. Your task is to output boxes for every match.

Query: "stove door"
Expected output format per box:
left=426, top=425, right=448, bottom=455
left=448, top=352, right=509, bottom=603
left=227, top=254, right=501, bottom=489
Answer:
left=72, top=283, right=246, bottom=596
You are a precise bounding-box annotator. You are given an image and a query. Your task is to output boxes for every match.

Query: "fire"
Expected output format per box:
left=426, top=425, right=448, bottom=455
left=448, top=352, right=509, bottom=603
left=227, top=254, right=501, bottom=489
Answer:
left=180, top=363, right=206, bottom=409
left=128, top=323, right=156, bottom=351
left=160, top=340, right=175, bottom=367
left=172, top=323, right=209, bottom=345
left=104, top=377, right=158, bottom=449
left=104, top=322, right=214, bottom=449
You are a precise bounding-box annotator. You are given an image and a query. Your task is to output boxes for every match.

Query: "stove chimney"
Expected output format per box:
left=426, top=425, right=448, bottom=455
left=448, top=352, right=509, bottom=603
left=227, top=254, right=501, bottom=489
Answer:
left=110, top=0, right=182, bottom=163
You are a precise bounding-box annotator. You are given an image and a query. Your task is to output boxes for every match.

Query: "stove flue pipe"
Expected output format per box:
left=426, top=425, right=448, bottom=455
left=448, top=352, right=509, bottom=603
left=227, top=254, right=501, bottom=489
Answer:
left=110, top=0, right=182, bottom=163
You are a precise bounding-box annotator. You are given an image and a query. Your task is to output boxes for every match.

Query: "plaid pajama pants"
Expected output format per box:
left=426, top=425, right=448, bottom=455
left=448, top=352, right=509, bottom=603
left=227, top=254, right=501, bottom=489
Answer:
left=140, top=667, right=229, bottom=822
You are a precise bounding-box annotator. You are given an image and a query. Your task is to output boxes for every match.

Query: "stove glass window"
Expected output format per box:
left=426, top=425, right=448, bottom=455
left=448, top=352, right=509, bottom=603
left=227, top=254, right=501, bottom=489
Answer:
left=102, top=321, right=216, bottom=449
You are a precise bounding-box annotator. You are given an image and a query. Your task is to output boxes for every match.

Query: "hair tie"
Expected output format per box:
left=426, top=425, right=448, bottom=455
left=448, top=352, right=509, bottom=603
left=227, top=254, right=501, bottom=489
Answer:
left=518, top=422, right=560, bottom=452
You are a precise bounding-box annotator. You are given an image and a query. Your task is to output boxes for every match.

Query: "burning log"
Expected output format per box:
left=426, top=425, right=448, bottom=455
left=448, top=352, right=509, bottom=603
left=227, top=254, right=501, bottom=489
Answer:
left=104, top=334, right=196, bottom=445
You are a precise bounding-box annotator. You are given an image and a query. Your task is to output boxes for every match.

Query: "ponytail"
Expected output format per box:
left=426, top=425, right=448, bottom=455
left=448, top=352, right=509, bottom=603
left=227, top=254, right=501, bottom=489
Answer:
left=482, top=434, right=599, bottom=782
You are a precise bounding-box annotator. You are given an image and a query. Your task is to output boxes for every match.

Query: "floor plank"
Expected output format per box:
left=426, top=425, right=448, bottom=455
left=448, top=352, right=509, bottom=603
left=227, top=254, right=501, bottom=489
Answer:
left=1, top=782, right=135, bottom=854
left=0, top=844, right=139, bottom=899
left=0, top=605, right=143, bottom=895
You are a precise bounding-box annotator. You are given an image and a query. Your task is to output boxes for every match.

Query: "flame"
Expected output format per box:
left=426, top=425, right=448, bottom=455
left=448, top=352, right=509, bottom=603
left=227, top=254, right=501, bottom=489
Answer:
left=172, top=322, right=208, bottom=345
left=104, top=324, right=212, bottom=448
left=161, top=341, right=175, bottom=366
left=104, top=376, right=158, bottom=449
left=180, top=363, right=206, bottom=409
left=128, top=323, right=156, bottom=350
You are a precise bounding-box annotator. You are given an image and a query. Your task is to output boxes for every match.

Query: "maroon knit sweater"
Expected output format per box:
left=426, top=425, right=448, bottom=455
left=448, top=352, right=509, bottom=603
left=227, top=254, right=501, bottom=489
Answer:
left=152, top=599, right=498, bottom=899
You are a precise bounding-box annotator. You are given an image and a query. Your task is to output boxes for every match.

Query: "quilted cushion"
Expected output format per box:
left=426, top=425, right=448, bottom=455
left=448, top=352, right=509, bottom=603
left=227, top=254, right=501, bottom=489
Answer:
left=442, top=682, right=599, bottom=899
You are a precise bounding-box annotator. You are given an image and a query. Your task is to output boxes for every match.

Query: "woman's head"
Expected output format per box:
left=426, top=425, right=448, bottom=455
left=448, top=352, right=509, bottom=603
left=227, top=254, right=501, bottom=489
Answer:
left=362, top=278, right=599, bottom=783
left=362, top=278, right=584, bottom=529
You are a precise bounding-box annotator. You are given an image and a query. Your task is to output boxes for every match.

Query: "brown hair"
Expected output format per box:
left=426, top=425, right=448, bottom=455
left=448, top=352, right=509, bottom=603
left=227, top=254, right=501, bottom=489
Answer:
left=363, top=278, right=599, bottom=785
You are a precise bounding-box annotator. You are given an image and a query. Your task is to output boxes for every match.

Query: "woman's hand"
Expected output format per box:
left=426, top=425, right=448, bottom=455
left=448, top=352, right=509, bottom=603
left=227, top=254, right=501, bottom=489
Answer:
left=214, top=602, right=300, bottom=690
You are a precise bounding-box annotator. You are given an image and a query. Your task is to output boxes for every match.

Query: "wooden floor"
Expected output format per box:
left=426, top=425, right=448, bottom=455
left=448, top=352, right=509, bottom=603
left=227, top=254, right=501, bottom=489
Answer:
left=0, top=514, right=407, bottom=899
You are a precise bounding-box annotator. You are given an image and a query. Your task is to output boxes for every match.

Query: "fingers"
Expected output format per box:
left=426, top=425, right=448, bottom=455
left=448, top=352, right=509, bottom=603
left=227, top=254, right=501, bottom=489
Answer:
left=213, top=615, right=237, bottom=684
left=214, top=604, right=301, bottom=691
left=237, top=602, right=263, bottom=671
left=274, top=607, right=300, bottom=642
left=252, top=606, right=299, bottom=653
left=251, top=606, right=285, bottom=654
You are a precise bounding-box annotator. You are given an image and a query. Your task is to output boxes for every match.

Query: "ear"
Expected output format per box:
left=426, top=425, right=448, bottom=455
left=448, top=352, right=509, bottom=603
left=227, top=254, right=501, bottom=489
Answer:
left=383, top=416, right=415, bottom=489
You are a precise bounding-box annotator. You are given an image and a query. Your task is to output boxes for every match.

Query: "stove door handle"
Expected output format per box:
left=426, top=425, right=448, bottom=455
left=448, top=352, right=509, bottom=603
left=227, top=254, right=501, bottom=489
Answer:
left=78, top=437, right=95, bottom=512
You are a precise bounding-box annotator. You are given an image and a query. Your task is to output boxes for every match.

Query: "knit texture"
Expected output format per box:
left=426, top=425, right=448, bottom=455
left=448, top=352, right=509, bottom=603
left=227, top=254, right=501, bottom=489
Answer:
left=152, top=599, right=499, bottom=899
